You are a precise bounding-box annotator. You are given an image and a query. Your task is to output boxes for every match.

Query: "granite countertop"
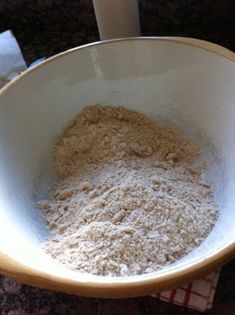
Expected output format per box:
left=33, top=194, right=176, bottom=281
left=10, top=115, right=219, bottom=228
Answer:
left=1, top=259, right=235, bottom=315
left=0, top=1, right=235, bottom=314
left=0, top=0, right=234, bottom=64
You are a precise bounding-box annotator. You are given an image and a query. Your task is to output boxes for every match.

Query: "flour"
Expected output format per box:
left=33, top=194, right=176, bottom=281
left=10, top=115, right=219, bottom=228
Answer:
left=38, top=105, right=218, bottom=276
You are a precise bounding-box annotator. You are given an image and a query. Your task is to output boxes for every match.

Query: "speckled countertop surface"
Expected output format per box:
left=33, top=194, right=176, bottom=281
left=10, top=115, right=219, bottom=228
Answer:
left=0, top=0, right=234, bottom=64
left=1, top=260, right=235, bottom=315
left=0, top=1, right=235, bottom=314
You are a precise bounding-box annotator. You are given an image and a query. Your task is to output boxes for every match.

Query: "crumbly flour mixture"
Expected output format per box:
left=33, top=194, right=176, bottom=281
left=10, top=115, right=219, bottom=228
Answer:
left=38, top=105, right=218, bottom=276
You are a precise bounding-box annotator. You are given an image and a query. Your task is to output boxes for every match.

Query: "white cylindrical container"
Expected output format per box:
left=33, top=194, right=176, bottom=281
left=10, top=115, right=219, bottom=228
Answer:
left=93, top=0, right=141, bottom=40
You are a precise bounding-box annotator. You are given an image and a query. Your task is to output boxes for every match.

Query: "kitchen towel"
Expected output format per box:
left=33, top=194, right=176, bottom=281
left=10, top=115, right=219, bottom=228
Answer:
left=153, top=269, right=220, bottom=311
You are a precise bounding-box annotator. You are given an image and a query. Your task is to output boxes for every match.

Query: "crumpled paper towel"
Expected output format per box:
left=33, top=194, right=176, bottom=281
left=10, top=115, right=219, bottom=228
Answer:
left=0, top=30, right=26, bottom=88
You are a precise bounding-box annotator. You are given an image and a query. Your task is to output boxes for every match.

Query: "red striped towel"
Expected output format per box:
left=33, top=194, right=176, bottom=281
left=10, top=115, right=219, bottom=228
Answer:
left=152, top=269, right=220, bottom=312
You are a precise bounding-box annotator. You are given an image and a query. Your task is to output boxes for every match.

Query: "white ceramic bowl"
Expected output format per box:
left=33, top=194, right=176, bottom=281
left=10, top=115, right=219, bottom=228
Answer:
left=0, top=37, right=235, bottom=297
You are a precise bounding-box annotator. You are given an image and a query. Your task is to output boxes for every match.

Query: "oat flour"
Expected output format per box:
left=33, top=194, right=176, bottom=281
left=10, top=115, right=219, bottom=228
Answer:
left=38, top=105, right=218, bottom=276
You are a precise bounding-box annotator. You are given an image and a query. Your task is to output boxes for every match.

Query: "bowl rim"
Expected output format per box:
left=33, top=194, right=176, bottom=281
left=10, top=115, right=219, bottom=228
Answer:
left=0, top=36, right=235, bottom=297
left=1, top=36, right=235, bottom=96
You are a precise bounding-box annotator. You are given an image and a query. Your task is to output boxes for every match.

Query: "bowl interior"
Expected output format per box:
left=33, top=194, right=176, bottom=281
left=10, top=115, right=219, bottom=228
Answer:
left=0, top=38, right=235, bottom=282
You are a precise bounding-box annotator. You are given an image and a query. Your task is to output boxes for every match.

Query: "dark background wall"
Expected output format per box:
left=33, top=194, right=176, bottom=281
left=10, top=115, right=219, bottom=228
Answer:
left=0, top=0, right=234, bottom=64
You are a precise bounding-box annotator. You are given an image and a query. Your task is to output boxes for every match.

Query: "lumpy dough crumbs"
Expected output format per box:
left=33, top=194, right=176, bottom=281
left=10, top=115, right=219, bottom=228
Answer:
left=38, top=105, right=218, bottom=276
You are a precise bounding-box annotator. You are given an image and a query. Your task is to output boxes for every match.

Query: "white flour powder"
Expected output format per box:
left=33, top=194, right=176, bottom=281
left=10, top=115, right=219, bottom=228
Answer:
left=38, top=106, right=218, bottom=276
